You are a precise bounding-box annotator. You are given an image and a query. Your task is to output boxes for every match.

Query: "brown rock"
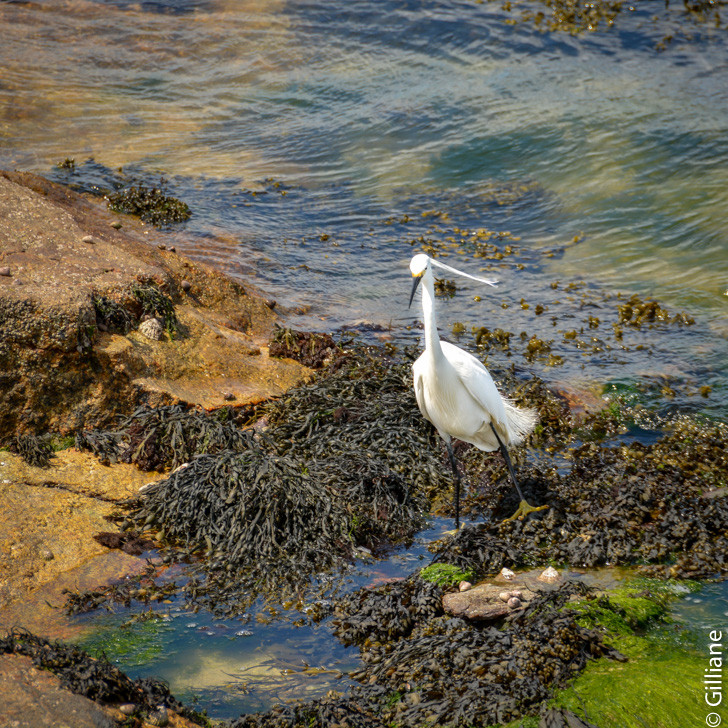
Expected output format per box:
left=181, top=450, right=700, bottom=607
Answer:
left=0, top=654, right=115, bottom=728
left=0, top=169, right=311, bottom=438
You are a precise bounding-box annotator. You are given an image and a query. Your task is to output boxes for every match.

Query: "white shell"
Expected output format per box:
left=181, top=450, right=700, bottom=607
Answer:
left=538, top=566, right=560, bottom=583
left=500, top=567, right=515, bottom=580
left=139, top=317, right=164, bottom=341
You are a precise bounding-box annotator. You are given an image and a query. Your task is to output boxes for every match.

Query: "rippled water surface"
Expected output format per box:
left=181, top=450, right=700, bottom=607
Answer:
left=3, top=0, right=727, bottom=719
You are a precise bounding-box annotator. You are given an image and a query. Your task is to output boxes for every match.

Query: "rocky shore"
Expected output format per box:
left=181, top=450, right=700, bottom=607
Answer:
left=0, top=169, right=312, bottom=726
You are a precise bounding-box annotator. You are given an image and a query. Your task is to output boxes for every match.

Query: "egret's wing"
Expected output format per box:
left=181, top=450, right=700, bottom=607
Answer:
left=440, top=341, right=508, bottom=426
left=412, top=359, right=433, bottom=424
left=442, top=341, right=536, bottom=445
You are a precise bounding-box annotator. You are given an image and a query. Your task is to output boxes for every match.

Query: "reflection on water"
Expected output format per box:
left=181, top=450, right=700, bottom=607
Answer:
left=75, top=518, right=453, bottom=719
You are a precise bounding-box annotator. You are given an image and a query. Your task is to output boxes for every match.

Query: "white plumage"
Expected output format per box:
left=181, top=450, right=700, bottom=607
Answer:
left=408, top=253, right=545, bottom=527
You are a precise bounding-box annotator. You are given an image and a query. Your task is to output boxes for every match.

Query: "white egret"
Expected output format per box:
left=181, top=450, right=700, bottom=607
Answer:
left=408, top=253, right=547, bottom=528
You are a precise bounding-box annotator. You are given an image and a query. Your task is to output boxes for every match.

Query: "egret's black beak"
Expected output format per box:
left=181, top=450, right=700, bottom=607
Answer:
left=408, top=275, right=423, bottom=309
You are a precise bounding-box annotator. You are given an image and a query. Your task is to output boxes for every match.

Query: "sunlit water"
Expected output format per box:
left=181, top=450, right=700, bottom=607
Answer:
left=3, top=0, right=727, bottom=719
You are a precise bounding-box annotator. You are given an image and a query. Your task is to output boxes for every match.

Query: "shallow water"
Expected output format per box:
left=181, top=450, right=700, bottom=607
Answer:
left=3, top=0, right=727, bottom=720
left=1, top=1, right=727, bottom=417
left=74, top=517, right=453, bottom=718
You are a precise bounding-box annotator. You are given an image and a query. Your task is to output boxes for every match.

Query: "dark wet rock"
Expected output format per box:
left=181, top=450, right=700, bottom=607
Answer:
left=92, top=531, right=155, bottom=556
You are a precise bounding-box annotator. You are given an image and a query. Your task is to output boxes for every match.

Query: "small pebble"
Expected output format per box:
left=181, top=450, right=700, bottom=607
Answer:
left=500, top=567, right=515, bottom=580
left=265, top=298, right=277, bottom=309
left=181, top=280, right=192, bottom=292
left=81, top=235, right=95, bottom=244
left=222, top=392, right=236, bottom=401
left=110, top=221, right=122, bottom=229
left=458, top=581, right=472, bottom=592
left=169, top=246, right=176, bottom=252
left=41, top=549, right=54, bottom=561
left=118, top=704, right=136, bottom=716
left=507, top=596, right=522, bottom=608
left=498, top=591, right=511, bottom=603
left=157, top=244, right=167, bottom=250
left=12, top=279, right=23, bottom=286
left=510, top=589, right=523, bottom=599
left=0, top=267, right=11, bottom=276
left=538, top=566, right=560, bottom=583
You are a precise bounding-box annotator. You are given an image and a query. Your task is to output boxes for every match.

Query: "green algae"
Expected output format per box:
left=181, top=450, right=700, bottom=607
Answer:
left=419, top=563, right=474, bottom=587
left=77, top=615, right=173, bottom=668
left=546, top=578, right=706, bottom=728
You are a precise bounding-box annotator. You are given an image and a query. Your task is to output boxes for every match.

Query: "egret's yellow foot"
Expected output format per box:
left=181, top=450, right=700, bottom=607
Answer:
left=502, top=500, right=548, bottom=523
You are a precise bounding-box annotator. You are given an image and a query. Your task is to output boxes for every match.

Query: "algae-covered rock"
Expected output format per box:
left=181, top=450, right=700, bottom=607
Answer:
left=0, top=169, right=309, bottom=439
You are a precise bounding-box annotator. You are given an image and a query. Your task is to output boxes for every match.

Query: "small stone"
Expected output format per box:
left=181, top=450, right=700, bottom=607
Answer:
left=265, top=298, right=277, bottom=309
left=507, top=596, right=522, bottom=608
left=181, top=280, right=192, bottom=292
left=169, top=246, right=176, bottom=252
left=110, top=221, right=123, bottom=229
left=147, top=706, right=169, bottom=726
left=510, top=590, right=523, bottom=599
left=118, top=704, right=136, bottom=716
left=81, top=235, right=95, bottom=244
left=41, top=549, right=54, bottom=561
left=12, top=279, right=23, bottom=286
left=538, top=566, right=560, bottom=583
left=138, top=318, right=164, bottom=341
left=498, top=591, right=511, bottom=603
left=458, top=581, right=472, bottom=592
left=500, top=567, right=515, bottom=580
left=222, top=392, right=236, bottom=401
left=157, top=244, right=167, bottom=250
left=0, top=266, right=11, bottom=276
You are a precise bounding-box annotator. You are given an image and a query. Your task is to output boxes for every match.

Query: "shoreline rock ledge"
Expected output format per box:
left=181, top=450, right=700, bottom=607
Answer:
left=0, top=169, right=311, bottom=439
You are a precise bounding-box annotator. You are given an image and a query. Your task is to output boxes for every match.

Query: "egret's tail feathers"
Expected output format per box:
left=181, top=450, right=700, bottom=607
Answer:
left=502, top=400, right=538, bottom=446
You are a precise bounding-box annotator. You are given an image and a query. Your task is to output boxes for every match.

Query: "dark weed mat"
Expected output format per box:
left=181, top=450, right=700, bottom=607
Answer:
left=232, top=580, right=624, bottom=728
left=71, top=347, right=446, bottom=616
left=436, top=415, right=728, bottom=581
left=7, top=433, right=54, bottom=467
left=68, top=342, right=728, bottom=621
left=0, top=629, right=207, bottom=726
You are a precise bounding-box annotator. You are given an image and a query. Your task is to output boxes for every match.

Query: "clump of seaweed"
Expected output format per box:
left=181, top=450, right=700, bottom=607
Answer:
left=130, top=282, right=179, bottom=336
left=238, top=582, right=623, bottom=728
left=617, top=293, right=695, bottom=328
left=0, top=629, right=206, bottom=725
left=72, top=348, right=443, bottom=614
left=435, top=416, right=728, bottom=581
left=91, top=292, right=136, bottom=334
left=120, top=444, right=425, bottom=613
left=76, top=404, right=248, bottom=471
left=268, top=325, right=343, bottom=369
left=107, top=178, right=191, bottom=227
left=7, top=433, right=54, bottom=468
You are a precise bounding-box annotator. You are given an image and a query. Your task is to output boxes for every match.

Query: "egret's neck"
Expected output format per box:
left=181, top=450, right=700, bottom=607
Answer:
left=421, top=268, right=444, bottom=361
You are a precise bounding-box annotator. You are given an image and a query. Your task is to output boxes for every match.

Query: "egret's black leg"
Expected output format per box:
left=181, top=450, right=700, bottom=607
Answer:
left=489, top=423, right=548, bottom=521
left=445, top=439, right=462, bottom=530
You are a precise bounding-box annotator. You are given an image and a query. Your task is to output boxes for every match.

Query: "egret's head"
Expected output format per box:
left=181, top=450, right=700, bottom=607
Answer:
left=408, top=254, right=430, bottom=308
left=409, top=253, right=430, bottom=278
left=408, top=252, right=497, bottom=309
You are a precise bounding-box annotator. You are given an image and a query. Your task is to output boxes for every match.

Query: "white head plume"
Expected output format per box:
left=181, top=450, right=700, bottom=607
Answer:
left=429, top=257, right=498, bottom=287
